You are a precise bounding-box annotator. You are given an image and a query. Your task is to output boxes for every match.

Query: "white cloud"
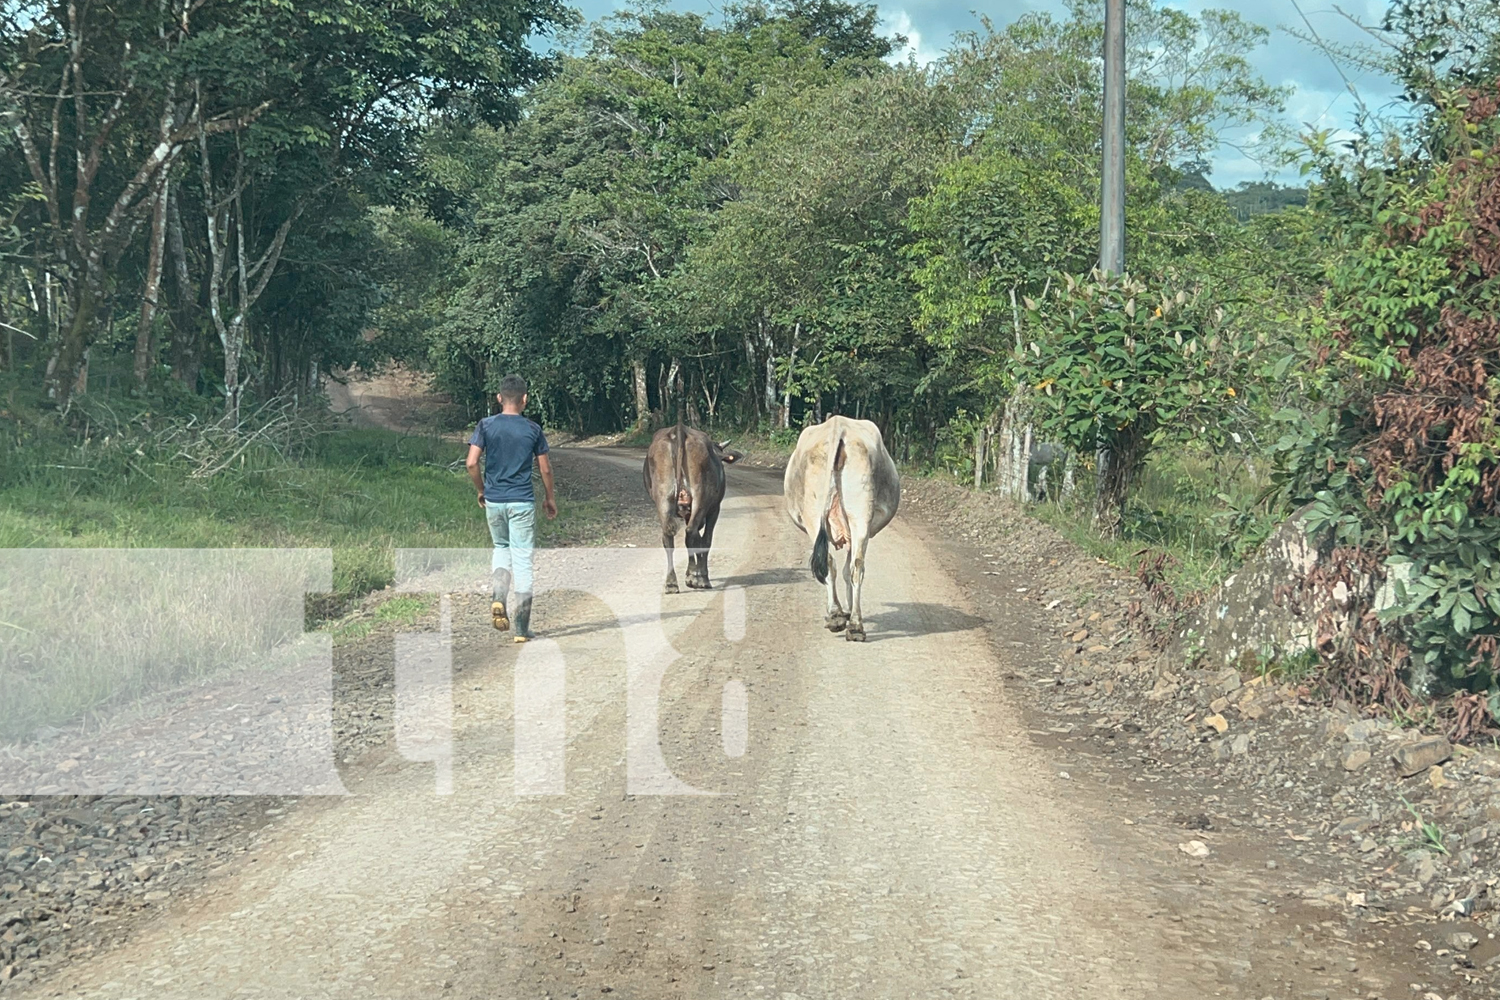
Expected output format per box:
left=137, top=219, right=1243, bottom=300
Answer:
left=882, top=9, right=942, bottom=67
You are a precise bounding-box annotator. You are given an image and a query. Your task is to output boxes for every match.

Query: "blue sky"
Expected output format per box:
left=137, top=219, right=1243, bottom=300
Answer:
left=563, top=0, right=1404, bottom=188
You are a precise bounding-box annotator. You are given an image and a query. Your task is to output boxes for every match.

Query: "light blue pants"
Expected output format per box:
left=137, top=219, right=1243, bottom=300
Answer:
left=485, top=501, right=536, bottom=596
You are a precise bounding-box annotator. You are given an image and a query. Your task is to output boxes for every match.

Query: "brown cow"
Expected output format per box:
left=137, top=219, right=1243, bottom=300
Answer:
left=643, top=418, right=744, bottom=593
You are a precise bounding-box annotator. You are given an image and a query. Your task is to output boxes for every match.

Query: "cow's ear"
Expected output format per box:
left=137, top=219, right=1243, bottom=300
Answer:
left=721, top=449, right=744, bottom=465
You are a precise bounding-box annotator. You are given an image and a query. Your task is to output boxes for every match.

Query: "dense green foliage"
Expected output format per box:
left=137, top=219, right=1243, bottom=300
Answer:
left=1223, top=182, right=1309, bottom=221
left=1020, top=275, right=1244, bottom=530
left=1257, top=0, right=1500, bottom=706
left=2, top=0, right=1314, bottom=573
left=1276, top=87, right=1500, bottom=697
left=0, top=0, right=570, bottom=411
left=381, top=0, right=1295, bottom=456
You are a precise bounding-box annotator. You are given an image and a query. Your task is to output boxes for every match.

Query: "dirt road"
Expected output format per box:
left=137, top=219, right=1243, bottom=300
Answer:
left=10, top=448, right=1240, bottom=999
left=325, top=366, right=456, bottom=434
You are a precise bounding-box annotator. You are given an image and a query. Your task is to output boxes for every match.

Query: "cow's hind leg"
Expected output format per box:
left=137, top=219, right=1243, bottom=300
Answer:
left=685, top=524, right=710, bottom=590
left=688, top=516, right=716, bottom=590
left=662, top=527, right=680, bottom=595
left=845, top=535, right=869, bottom=642
left=824, top=550, right=848, bottom=632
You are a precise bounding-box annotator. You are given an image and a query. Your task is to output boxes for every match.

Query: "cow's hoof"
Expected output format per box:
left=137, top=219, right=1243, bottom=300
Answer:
left=664, top=579, right=680, bottom=595
left=688, top=576, right=711, bottom=590
left=845, top=625, right=867, bottom=643
left=825, top=616, right=848, bottom=633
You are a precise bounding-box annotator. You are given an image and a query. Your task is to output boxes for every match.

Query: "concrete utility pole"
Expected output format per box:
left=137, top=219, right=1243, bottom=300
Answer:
left=1100, top=0, right=1126, bottom=276
left=1095, top=0, right=1127, bottom=529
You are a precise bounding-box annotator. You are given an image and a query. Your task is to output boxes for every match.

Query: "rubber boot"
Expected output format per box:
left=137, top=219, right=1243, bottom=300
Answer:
left=511, top=593, right=534, bottom=643
left=491, top=568, right=513, bottom=632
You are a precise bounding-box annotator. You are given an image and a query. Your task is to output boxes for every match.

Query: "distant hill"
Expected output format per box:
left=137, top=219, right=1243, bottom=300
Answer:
left=1221, top=182, right=1308, bottom=221
left=1176, top=167, right=1308, bottom=220
left=1173, top=169, right=1309, bottom=221
left=1175, top=167, right=1217, bottom=193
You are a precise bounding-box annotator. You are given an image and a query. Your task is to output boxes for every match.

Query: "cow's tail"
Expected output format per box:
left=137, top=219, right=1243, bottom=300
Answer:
left=811, top=526, right=832, bottom=585
left=810, top=429, right=847, bottom=585
left=673, top=409, right=687, bottom=501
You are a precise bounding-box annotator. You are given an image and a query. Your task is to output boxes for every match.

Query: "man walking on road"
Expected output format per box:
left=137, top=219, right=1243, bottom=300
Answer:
left=466, top=375, right=557, bottom=642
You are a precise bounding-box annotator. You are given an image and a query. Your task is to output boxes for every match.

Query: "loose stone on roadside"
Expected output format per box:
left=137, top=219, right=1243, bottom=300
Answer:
left=1447, top=931, right=1479, bottom=951
left=1392, top=737, right=1454, bottom=779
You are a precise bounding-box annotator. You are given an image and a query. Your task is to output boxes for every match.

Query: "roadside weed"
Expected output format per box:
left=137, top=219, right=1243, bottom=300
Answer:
left=1401, top=796, right=1450, bottom=856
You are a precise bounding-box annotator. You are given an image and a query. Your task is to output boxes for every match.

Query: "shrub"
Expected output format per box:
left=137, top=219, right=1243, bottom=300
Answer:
left=1277, top=84, right=1500, bottom=696
left=1020, top=272, right=1246, bottom=533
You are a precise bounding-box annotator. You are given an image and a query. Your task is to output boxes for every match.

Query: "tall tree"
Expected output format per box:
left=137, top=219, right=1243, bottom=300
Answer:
left=1, top=0, right=570, bottom=409
left=421, top=1, right=900, bottom=428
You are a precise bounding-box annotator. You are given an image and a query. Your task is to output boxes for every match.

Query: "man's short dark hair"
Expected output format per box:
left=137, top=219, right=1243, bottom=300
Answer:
left=498, top=375, right=528, bottom=406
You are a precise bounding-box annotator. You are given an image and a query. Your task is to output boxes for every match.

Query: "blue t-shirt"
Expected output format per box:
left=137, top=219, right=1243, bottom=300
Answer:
left=469, top=414, right=549, bottom=503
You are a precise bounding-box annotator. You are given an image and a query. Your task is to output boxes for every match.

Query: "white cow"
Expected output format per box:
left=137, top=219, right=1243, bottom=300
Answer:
left=784, top=416, right=900, bottom=642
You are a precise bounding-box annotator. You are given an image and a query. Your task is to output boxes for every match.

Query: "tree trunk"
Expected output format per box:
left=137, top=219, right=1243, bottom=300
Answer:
left=631, top=359, right=650, bottom=429
left=165, top=183, right=201, bottom=389
left=701, top=371, right=719, bottom=427
left=133, top=185, right=169, bottom=387
left=988, top=409, right=1003, bottom=486
left=224, top=316, right=245, bottom=424
left=1093, top=431, right=1142, bottom=537
left=199, top=138, right=302, bottom=423
left=1021, top=424, right=1034, bottom=499
left=779, top=322, right=800, bottom=430
left=741, top=330, right=759, bottom=421
left=995, top=290, right=1040, bottom=503
left=74, top=346, right=91, bottom=397
left=974, top=425, right=986, bottom=490
left=47, top=276, right=98, bottom=401
left=995, top=395, right=1032, bottom=502
left=657, top=358, right=680, bottom=421
left=758, top=317, right=776, bottom=422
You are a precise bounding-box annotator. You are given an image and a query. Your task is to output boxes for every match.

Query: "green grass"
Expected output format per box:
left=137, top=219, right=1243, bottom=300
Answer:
left=1246, top=646, right=1322, bottom=686
left=0, top=392, right=607, bottom=736
left=1026, top=447, right=1281, bottom=597
left=0, top=424, right=601, bottom=600
left=324, top=594, right=436, bottom=645
left=1401, top=796, right=1450, bottom=855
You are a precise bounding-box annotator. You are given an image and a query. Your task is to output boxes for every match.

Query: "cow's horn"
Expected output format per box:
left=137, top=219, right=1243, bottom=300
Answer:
left=717, top=439, right=733, bottom=449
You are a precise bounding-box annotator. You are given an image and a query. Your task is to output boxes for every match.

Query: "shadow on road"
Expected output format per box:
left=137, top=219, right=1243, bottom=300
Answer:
left=721, top=567, right=807, bottom=589
left=862, top=602, right=988, bottom=642
left=726, top=471, right=786, bottom=498
left=537, top=607, right=702, bottom=640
